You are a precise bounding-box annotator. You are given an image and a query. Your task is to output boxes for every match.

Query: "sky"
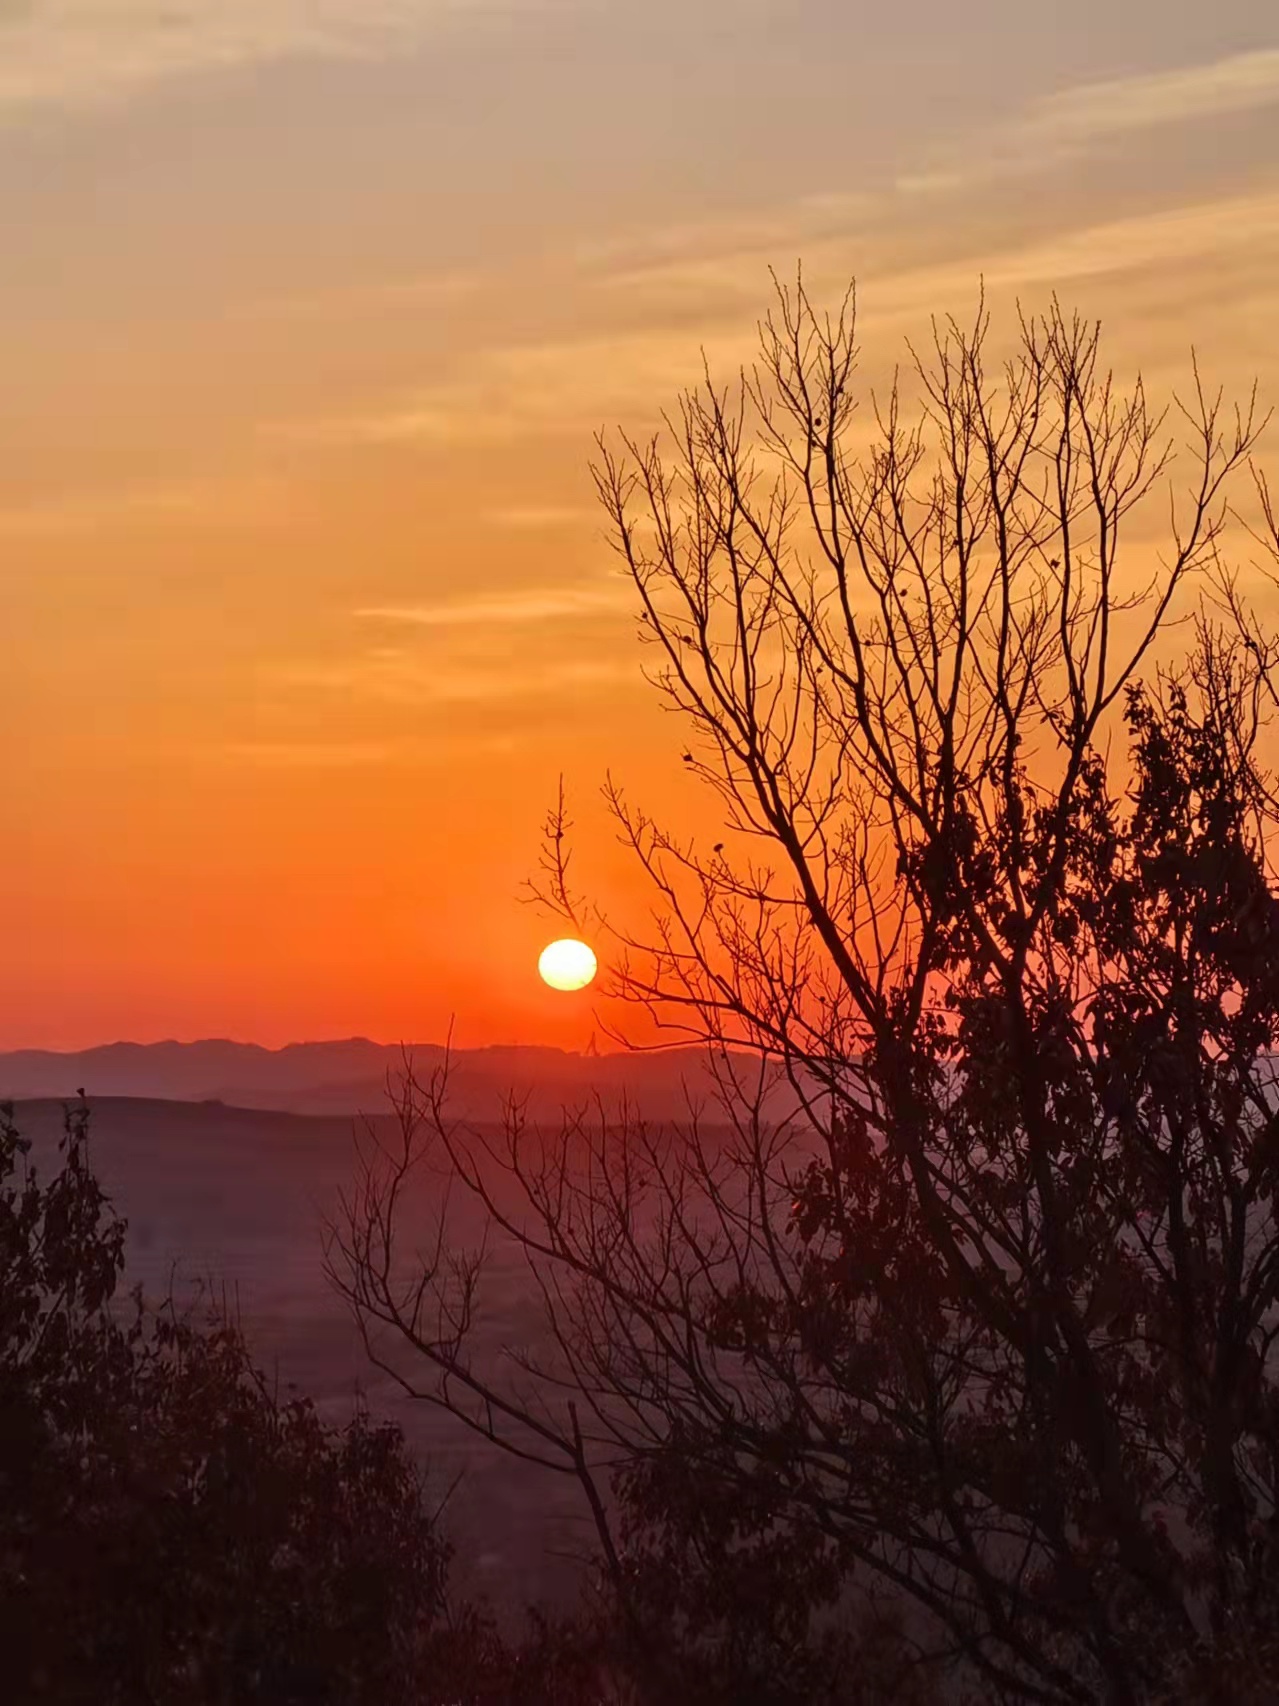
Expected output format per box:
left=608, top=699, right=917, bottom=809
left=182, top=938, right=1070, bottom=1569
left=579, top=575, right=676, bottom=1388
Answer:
left=3, top=0, right=1279, bottom=1050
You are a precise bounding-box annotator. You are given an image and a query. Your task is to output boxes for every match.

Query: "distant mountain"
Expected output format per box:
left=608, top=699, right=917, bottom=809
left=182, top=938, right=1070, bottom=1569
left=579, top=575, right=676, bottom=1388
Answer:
left=0, top=1038, right=399, bottom=1104
left=0, top=1038, right=805, bottom=1123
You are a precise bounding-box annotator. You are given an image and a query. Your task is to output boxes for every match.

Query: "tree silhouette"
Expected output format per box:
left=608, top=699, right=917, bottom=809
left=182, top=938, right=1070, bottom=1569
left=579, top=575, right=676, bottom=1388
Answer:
left=0, top=1101, right=449, bottom=1705
left=331, top=279, right=1279, bottom=1702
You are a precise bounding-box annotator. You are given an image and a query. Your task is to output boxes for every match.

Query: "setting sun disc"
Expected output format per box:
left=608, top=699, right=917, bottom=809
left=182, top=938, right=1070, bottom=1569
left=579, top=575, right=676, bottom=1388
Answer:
left=538, top=939, right=598, bottom=992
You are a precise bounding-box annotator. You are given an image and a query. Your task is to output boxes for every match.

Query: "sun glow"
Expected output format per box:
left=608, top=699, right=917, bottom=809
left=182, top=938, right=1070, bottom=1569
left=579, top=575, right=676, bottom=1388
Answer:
left=537, top=938, right=598, bottom=992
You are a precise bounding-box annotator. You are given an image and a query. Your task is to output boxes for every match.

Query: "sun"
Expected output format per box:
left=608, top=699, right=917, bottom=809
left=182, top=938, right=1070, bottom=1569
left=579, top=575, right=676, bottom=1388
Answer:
left=538, top=938, right=598, bottom=992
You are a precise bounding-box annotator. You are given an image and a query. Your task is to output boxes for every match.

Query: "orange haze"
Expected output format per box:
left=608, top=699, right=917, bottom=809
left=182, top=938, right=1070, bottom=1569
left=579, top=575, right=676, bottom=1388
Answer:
left=3, top=7, right=1278, bottom=1047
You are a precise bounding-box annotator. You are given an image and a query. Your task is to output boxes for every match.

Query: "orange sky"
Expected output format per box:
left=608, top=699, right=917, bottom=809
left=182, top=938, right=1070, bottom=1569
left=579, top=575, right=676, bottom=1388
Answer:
left=4, top=2, right=1279, bottom=1050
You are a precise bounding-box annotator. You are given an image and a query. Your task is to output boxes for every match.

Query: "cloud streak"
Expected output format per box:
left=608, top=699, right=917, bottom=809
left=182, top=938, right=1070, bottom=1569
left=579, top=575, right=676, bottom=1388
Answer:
left=261, top=582, right=637, bottom=718
left=901, top=47, right=1279, bottom=193
left=281, top=183, right=1279, bottom=456
left=0, top=474, right=284, bottom=537
left=272, top=652, right=630, bottom=707
left=0, top=1, right=536, bottom=116
left=355, top=581, right=630, bottom=629
left=1026, top=47, right=1279, bottom=147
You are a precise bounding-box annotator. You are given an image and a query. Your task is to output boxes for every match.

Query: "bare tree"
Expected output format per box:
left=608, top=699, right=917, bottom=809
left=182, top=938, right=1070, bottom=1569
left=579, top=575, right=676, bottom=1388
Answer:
left=327, top=279, right=1279, bottom=1704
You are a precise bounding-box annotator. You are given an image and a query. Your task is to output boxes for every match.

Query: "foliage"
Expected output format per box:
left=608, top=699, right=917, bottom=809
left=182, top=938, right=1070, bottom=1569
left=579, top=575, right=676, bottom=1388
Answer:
left=0, top=1100, right=448, bottom=1705
left=332, top=278, right=1279, bottom=1702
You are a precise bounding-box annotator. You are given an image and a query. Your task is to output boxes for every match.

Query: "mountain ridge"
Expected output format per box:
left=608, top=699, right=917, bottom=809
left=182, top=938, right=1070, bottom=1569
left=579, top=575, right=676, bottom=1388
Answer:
left=0, top=1037, right=791, bottom=1121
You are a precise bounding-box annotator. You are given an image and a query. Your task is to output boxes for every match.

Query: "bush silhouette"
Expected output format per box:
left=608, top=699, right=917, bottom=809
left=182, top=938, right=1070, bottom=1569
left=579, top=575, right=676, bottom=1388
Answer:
left=0, top=1101, right=448, bottom=1705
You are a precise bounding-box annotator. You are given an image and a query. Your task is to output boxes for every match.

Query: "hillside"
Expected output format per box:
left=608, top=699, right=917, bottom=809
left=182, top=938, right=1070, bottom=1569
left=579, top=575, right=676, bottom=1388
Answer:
left=0, top=1037, right=804, bottom=1121
left=9, top=1094, right=594, bottom=1613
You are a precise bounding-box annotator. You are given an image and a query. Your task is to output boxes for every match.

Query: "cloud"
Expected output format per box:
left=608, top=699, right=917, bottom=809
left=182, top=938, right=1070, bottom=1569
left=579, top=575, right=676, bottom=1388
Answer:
left=0, top=474, right=283, bottom=536
left=485, top=505, right=592, bottom=530
left=222, top=731, right=530, bottom=765
left=241, top=44, right=1276, bottom=444
left=271, top=652, right=631, bottom=707
left=1025, top=47, right=1279, bottom=148
left=852, top=190, right=1279, bottom=337
left=239, top=267, right=482, bottom=326
left=256, top=41, right=1279, bottom=469
left=277, top=319, right=758, bottom=449
left=0, top=1, right=539, bottom=116
left=277, top=180, right=1279, bottom=458
left=355, top=580, right=631, bottom=628
left=262, top=582, right=638, bottom=716
left=900, top=48, right=1279, bottom=193
left=634, top=185, right=1279, bottom=328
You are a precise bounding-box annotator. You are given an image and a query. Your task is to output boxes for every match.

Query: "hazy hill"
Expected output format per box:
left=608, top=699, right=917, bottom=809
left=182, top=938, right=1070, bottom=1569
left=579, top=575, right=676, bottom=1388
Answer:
left=5, top=1086, right=816, bottom=1612
left=0, top=1037, right=802, bottom=1122
left=8, top=1095, right=595, bottom=1609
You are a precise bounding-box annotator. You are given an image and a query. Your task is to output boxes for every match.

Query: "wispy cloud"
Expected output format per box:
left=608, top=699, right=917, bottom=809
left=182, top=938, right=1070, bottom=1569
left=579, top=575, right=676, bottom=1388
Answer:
left=900, top=47, right=1279, bottom=193
left=356, top=580, right=630, bottom=628
left=243, top=44, right=1277, bottom=449
left=1026, top=47, right=1279, bottom=147
left=0, top=474, right=282, bottom=536
left=222, top=730, right=530, bottom=765
left=275, top=321, right=756, bottom=449
left=0, top=1, right=541, bottom=116
left=262, top=582, right=637, bottom=717
left=560, top=51, right=1279, bottom=287
left=239, top=267, right=482, bottom=326
left=485, top=505, right=591, bottom=530
left=853, top=190, right=1279, bottom=335
left=276, top=181, right=1279, bottom=457
left=272, top=652, right=630, bottom=707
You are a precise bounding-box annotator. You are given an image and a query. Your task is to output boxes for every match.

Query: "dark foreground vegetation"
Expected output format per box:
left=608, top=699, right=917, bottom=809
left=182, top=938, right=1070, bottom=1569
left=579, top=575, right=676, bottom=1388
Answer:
left=0, top=1101, right=630, bottom=1705
left=7, top=281, right=1279, bottom=1702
